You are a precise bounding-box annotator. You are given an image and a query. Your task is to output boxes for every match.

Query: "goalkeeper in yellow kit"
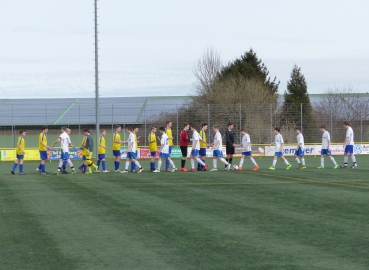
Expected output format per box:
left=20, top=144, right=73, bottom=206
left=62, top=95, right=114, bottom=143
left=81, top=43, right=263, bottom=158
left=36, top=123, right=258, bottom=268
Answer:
left=79, top=129, right=98, bottom=173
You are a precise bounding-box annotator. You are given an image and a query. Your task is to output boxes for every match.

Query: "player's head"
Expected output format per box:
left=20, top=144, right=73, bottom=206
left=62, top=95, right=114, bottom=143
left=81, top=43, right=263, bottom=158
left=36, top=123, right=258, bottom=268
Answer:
left=83, top=128, right=90, bottom=135
left=320, top=125, right=326, bottom=132
left=42, top=126, right=48, bottom=133
left=166, top=121, right=172, bottom=128
left=240, top=128, right=246, bottom=135
left=343, top=121, right=350, bottom=128
left=151, top=126, right=157, bottom=133
left=115, top=125, right=121, bottom=132
left=295, top=128, right=301, bottom=134
left=100, top=129, right=106, bottom=136
left=133, top=126, right=139, bottom=133
left=126, top=126, right=132, bottom=133
left=202, top=123, right=208, bottom=131
left=183, top=123, right=189, bottom=131
left=159, top=126, right=165, bottom=134
left=274, top=127, right=280, bottom=134
left=66, top=128, right=71, bottom=135
left=61, top=126, right=67, bottom=132
left=19, top=130, right=26, bottom=136
left=190, top=124, right=196, bottom=131
left=213, top=125, right=219, bottom=132
left=227, top=122, right=234, bottom=130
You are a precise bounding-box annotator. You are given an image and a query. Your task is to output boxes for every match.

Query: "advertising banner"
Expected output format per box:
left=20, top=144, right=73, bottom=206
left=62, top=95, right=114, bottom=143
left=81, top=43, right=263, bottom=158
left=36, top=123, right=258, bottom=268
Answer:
left=49, top=149, right=83, bottom=160
left=265, top=145, right=317, bottom=156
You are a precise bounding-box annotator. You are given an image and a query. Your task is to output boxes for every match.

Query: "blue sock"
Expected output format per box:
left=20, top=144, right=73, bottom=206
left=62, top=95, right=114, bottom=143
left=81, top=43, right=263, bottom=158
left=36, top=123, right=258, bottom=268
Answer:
left=166, top=159, right=169, bottom=170
left=102, top=161, right=106, bottom=171
left=131, top=162, right=136, bottom=171
left=19, top=164, right=24, bottom=173
left=41, top=164, right=45, bottom=173
left=84, top=165, right=87, bottom=172
left=12, top=163, right=18, bottom=171
left=97, top=160, right=101, bottom=169
left=202, top=160, right=205, bottom=168
left=150, top=162, right=153, bottom=170
left=114, top=161, right=118, bottom=170
left=38, top=164, right=42, bottom=170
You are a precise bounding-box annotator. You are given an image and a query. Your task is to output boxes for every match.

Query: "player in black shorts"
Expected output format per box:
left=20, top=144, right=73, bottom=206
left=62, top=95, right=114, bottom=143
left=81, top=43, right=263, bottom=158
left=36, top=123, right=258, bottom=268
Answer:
left=225, top=122, right=236, bottom=168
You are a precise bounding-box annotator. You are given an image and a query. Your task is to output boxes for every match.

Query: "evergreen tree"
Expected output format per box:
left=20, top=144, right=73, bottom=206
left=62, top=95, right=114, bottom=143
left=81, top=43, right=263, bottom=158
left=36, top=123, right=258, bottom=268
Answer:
left=282, top=64, right=316, bottom=141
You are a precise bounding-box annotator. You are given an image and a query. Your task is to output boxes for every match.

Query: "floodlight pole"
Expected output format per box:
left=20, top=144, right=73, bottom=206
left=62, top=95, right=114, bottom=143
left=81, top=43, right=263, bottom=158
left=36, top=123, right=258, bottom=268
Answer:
left=94, top=0, right=100, bottom=152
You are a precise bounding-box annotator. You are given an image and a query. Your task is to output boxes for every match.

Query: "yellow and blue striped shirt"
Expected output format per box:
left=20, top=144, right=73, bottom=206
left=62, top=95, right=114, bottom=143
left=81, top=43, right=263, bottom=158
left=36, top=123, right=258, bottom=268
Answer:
left=38, top=132, right=47, bottom=151
left=16, top=136, right=25, bottom=155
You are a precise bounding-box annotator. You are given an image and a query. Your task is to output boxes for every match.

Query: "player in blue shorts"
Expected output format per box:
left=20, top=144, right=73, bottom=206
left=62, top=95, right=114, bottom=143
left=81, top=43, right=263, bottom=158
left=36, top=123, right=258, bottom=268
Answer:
left=294, top=128, right=306, bottom=169
left=209, top=125, right=230, bottom=171
left=189, top=124, right=208, bottom=172
left=236, top=129, right=259, bottom=171
left=268, top=127, right=291, bottom=170
left=341, top=121, right=357, bottom=168
left=11, top=130, right=27, bottom=175
left=121, top=127, right=143, bottom=173
left=148, top=126, right=158, bottom=172
left=317, top=125, right=338, bottom=169
left=198, top=123, right=208, bottom=170
left=153, top=127, right=176, bottom=172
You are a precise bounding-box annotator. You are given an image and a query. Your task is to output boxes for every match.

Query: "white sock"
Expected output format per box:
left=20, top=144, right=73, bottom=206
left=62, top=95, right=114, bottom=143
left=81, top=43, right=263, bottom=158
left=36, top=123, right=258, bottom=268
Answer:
left=250, top=158, right=257, bottom=166
left=169, top=160, right=175, bottom=168
left=284, top=159, right=290, bottom=165
left=158, top=160, right=162, bottom=170
left=135, top=161, right=141, bottom=168
left=301, top=158, right=305, bottom=166
left=67, top=160, right=74, bottom=168
left=220, top=158, right=228, bottom=165
left=344, top=156, right=348, bottom=164
left=191, top=159, right=195, bottom=169
left=213, top=159, right=217, bottom=169
left=58, top=159, right=63, bottom=168
left=351, top=155, right=356, bottom=163
left=295, top=157, right=301, bottom=164
left=272, top=160, right=277, bottom=166
left=197, top=158, right=205, bottom=166
left=321, top=157, right=324, bottom=166
left=239, top=158, right=244, bottom=168
left=330, top=157, right=337, bottom=165
left=125, top=161, right=129, bottom=170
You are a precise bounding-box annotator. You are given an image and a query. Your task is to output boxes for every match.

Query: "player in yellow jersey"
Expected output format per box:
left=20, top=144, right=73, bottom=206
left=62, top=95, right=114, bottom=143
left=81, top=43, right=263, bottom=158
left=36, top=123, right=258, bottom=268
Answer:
left=11, top=130, right=27, bottom=175
left=97, top=129, right=109, bottom=173
left=198, top=123, right=208, bottom=170
left=37, top=126, right=51, bottom=174
left=165, top=121, right=173, bottom=170
left=79, top=129, right=98, bottom=173
left=113, top=125, right=125, bottom=172
left=131, top=126, right=141, bottom=172
left=148, top=126, right=158, bottom=171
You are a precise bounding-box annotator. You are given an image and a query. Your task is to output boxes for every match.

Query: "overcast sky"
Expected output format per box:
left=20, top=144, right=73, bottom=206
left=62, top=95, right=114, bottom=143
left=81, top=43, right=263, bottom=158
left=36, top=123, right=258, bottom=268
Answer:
left=0, top=0, right=368, bottom=99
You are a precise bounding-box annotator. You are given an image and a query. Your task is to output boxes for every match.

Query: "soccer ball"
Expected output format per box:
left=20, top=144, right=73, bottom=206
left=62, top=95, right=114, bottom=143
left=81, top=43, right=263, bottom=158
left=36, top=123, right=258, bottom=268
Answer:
left=232, top=165, right=239, bottom=170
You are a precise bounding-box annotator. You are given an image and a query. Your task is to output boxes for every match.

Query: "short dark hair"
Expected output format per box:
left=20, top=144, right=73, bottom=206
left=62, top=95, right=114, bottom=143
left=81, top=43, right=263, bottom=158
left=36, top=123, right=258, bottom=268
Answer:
left=42, top=126, right=48, bottom=131
left=133, top=126, right=138, bottom=130
left=202, top=123, right=208, bottom=127
left=19, top=130, right=26, bottom=134
left=213, top=125, right=219, bottom=129
left=320, top=125, right=326, bottom=129
left=115, top=125, right=121, bottom=129
left=295, top=127, right=301, bottom=131
left=274, top=127, right=280, bottom=132
left=190, top=124, right=196, bottom=130
left=183, top=122, right=189, bottom=128
left=126, top=126, right=132, bottom=131
left=151, top=126, right=156, bottom=130
left=240, top=128, right=245, bottom=132
left=228, top=122, right=234, bottom=127
left=343, top=121, right=350, bottom=126
left=83, top=129, right=90, bottom=133
left=166, top=121, right=172, bottom=125
left=159, top=127, right=165, bottom=132
left=61, top=126, right=67, bottom=131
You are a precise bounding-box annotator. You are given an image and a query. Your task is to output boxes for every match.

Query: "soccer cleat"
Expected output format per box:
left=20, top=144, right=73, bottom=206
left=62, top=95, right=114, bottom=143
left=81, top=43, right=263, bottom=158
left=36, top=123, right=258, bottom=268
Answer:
left=253, top=165, right=259, bottom=171
left=61, top=171, right=69, bottom=174
left=54, top=171, right=60, bottom=175
left=19, top=172, right=26, bottom=175
left=79, top=167, right=84, bottom=173
left=350, top=165, right=357, bottom=169
left=197, top=168, right=202, bottom=171
left=237, top=167, right=243, bottom=171
left=203, top=164, right=208, bottom=171
left=300, top=166, right=307, bottom=169
left=36, top=168, right=41, bottom=172
left=226, top=164, right=231, bottom=171
left=114, top=170, right=121, bottom=173
left=317, top=166, right=324, bottom=169
left=190, top=168, right=196, bottom=172
left=71, top=170, right=76, bottom=174
left=268, top=166, right=275, bottom=170
left=171, top=168, right=176, bottom=172
left=286, top=164, right=292, bottom=170
left=298, top=164, right=302, bottom=168
left=41, top=172, right=47, bottom=175
left=180, top=168, right=188, bottom=172
left=138, top=168, right=143, bottom=173
left=340, top=165, right=347, bottom=168
left=11, top=171, right=15, bottom=175
left=333, top=164, right=338, bottom=169
left=131, top=170, right=136, bottom=173
left=165, top=169, right=171, bottom=172
left=209, top=168, right=217, bottom=171
left=120, top=170, right=129, bottom=173
left=153, top=169, right=160, bottom=173
left=103, top=170, right=110, bottom=173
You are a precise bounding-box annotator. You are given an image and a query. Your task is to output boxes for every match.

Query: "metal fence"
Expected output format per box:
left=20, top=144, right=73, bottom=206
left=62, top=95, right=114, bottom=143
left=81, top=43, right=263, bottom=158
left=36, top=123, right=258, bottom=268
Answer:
left=1, top=101, right=369, bottom=157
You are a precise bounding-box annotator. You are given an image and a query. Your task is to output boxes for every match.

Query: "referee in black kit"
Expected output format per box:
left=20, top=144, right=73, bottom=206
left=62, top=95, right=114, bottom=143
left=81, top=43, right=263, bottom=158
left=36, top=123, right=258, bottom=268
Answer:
left=225, top=122, right=236, bottom=168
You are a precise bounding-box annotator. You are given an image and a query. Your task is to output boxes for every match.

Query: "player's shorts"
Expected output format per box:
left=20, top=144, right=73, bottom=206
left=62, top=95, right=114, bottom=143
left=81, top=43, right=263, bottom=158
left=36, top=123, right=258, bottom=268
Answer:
left=191, top=149, right=199, bottom=157
left=127, top=152, right=137, bottom=159
left=85, top=151, right=93, bottom=160
left=344, top=145, right=354, bottom=154
left=199, top=148, right=207, bottom=156
left=98, top=154, right=105, bottom=160
left=226, top=145, right=235, bottom=155
left=113, top=150, right=121, bottom=157
left=150, top=151, right=157, bottom=157
left=274, top=152, right=283, bottom=157
left=160, top=152, right=170, bottom=159
left=61, top=151, right=70, bottom=160
left=242, top=151, right=252, bottom=157
left=213, top=150, right=223, bottom=157
left=321, top=149, right=331, bottom=156
left=295, top=148, right=304, bottom=156
left=180, top=146, right=187, bottom=157
left=169, top=146, right=172, bottom=155
left=16, top=154, right=24, bottom=159
left=39, top=150, right=48, bottom=160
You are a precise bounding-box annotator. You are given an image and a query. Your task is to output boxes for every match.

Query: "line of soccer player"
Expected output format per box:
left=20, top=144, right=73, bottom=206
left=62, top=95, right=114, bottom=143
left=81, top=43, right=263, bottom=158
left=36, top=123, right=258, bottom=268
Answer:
left=10, top=120, right=357, bottom=175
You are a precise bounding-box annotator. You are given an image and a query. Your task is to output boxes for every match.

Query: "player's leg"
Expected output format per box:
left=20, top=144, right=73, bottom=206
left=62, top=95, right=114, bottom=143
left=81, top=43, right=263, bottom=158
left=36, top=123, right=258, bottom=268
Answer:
left=121, top=157, right=130, bottom=173
left=150, top=152, right=157, bottom=172
left=18, top=157, right=25, bottom=174
left=269, top=155, right=278, bottom=170
left=166, top=146, right=172, bottom=170
left=131, top=151, right=137, bottom=172
left=248, top=154, right=259, bottom=170
left=11, top=158, right=19, bottom=174
left=190, top=151, right=196, bottom=172
left=180, top=146, right=188, bottom=172
left=281, top=156, right=291, bottom=169
left=40, top=151, right=47, bottom=174
left=66, top=159, right=76, bottom=174
left=341, top=148, right=349, bottom=168
left=318, top=154, right=325, bottom=169
left=156, top=157, right=162, bottom=172
left=328, top=154, right=338, bottom=168
left=131, top=157, right=143, bottom=173
left=114, top=151, right=121, bottom=172
left=55, top=158, right=64, bottom=174
left=168, top=157, right=176, bottom=172
left=350, top=153, right=357, bottom=168
left=294, top=154, right=301, bottom=166
left=97, top=155, right=102, bottom=171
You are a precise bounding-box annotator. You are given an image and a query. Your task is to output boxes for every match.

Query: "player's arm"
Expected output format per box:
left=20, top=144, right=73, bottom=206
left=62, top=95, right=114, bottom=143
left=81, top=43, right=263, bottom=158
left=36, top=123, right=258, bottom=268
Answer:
left=245, top=142, right=250, bottom=151
left=17, top=142, right=25, bottom=154
left=192, top=139, right=198, bottom=150
left=280, top=143, right=284, bottom=152
left=39, top=138, right=48, bottom=149
left=269, top=141, right=275, bottom=146
left=343, top=136, right=349, bottom=148
left=51, top=137, right=62, bottom=148
left=98, top=140, right=106, bottom=149
left=213, top=139, right=220, bottom=149
left=328, top=140, right=331, bottom=151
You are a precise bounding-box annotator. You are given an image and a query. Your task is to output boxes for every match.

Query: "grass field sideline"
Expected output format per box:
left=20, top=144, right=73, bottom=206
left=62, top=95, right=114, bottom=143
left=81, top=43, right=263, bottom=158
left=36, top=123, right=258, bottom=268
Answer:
left=1, top=156, right=369, bottom=269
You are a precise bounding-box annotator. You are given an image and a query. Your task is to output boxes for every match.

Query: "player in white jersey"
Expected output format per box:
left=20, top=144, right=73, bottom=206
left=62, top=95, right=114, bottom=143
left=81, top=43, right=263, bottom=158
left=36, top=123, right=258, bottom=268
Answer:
left=294, top=128, right=306, bottom=169
left=341, top=121, right=357, bottom=168
left=236, top=129, right=259, bottom=171
left=190, top=124, right=208, bottom=172
left=51, top=126, right=76, bottom=174
left=209, top=125, right=230, bottom=171
left=317, top=125, right=338, bottom=169
left=153, top=127, right=176, bottom=172
left=121, top=127, right=143, bottom=173
left=268, top=127, right=291, bottom=170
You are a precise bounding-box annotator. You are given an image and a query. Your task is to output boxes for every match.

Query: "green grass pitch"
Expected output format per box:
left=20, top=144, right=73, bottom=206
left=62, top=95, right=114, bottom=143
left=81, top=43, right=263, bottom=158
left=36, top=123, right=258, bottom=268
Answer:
left=1, top=156, right=369, bottom=270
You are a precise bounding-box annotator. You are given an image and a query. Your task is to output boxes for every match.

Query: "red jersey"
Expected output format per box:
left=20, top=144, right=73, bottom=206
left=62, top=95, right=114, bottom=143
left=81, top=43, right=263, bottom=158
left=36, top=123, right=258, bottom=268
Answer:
left=180, top=130, right=189, bottom=146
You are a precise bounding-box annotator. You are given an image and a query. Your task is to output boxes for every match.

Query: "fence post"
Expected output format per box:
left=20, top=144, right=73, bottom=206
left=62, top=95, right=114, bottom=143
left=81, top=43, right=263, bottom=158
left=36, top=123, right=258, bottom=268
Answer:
left=78, top=105, right=81, bottom=143
left=239, top=103, right=242, bottom=144
left=176, top=105, right=179, bottom=146
left=270, top=103, right=273, bottom=143
left=45, top=105, right=47, bottom=124
left=360, top=110, right=363, bottom=142
left=12, top=105, right=14, bottom=147
left=144, top=109, right=147, bottom=147
left=330, top=110, right=333, bottom=142
left=207, top=104, right=210, bottom=144
left=111, top=104, right=114, bottom=133
left=300, top=103, right=303, bottom=133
